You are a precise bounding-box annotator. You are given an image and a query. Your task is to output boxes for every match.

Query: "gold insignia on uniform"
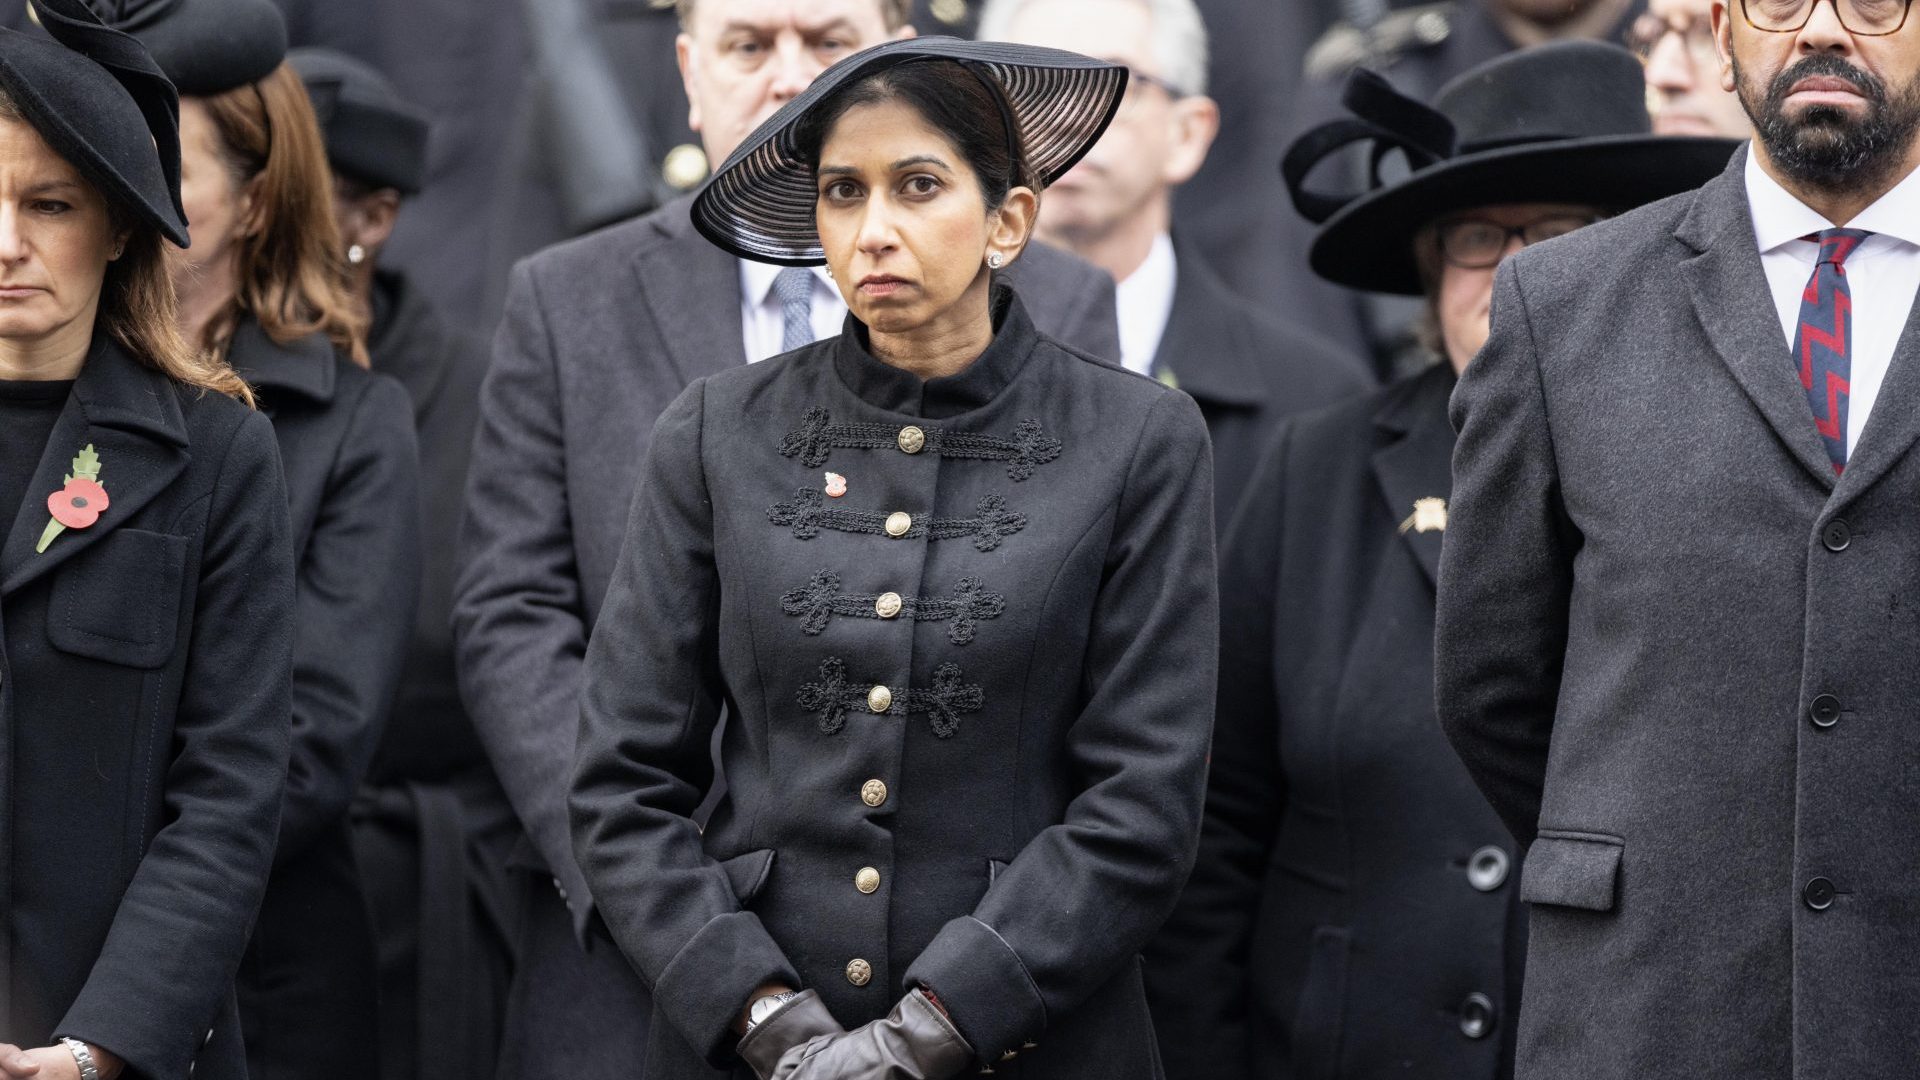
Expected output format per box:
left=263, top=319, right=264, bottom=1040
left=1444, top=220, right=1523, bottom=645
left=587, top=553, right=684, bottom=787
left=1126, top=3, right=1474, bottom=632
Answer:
left=662, top=143, right=709, bottom=191
left=932, top=0, right=968, bottom=26
left=1398, top=496, right=1447, bottom=535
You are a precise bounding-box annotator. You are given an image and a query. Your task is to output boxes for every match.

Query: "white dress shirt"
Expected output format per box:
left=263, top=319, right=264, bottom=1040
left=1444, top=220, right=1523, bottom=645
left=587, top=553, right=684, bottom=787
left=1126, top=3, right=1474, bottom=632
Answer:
left=1746, top=150, right=1920, bottom=455
left=1114, top=231, right=1179, bottom=378
left=739, top=260, right=846, bottom=365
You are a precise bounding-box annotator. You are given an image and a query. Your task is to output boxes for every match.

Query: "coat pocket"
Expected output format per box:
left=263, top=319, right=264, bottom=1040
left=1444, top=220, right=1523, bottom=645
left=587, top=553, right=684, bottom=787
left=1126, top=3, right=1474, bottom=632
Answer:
left=1287, top=926, right=1350, bottom=1080
left=1520, top=831, right=1624, bottom=912
left=48, top=529, right=188, bottom=669
left=719, top=849, right=776, bottom=905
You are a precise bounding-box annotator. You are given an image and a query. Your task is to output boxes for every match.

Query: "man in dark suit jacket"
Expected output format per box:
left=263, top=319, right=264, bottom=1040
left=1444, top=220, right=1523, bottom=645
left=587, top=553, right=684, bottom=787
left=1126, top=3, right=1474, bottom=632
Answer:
left=1438, top=11, right=1920, bottom=1075
left=452, top=4, right=1120, bottom=1078
left=980, top=0, right=1368, bottom=529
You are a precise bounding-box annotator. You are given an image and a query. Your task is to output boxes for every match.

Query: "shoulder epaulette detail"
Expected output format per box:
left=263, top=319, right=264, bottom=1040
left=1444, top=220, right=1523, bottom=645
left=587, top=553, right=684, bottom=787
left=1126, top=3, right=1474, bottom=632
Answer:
left=779, top=407, right=1063, bottom=481
left=768, top=490, right=1027, bottom=551
left=797, top=658, right=984, bottom=738
left=781, top=571, right=1006, bottom=644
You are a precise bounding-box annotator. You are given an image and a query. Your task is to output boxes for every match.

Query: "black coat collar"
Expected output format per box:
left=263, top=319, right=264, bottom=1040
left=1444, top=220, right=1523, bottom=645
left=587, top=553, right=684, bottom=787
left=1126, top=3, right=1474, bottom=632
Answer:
left=1152, top=236, right=1267, bottom=410
left=229, top=317, right=338, bottom=405
left=831, top=285, right=1040, bottom=419
left=1370, top=362, right=1457, bottom=587
left=368, top=269, right=448, bottom=424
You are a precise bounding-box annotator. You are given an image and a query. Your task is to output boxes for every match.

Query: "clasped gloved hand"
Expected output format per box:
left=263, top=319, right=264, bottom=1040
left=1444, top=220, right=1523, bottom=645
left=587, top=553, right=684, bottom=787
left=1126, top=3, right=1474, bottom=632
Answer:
left=737, top=988, right=975, bottom=1080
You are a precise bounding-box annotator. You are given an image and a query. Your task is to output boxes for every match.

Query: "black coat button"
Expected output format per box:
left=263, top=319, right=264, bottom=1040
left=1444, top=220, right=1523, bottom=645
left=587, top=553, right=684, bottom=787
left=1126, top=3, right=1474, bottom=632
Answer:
left=1467, top=846, right=1510, bottom=892
left=1459, top=992, right=1496, bottom=1039
left=1810, top=695, right=1842, bottom=728
left=1804, top=877, right=1837, bottom=910
left=1822, top=520, right=1851, bottom=551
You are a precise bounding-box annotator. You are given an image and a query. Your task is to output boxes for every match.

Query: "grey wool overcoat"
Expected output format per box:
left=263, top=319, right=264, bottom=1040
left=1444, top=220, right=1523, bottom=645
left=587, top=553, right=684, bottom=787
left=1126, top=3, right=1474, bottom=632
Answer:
left=569, top=288, right=1218, bottom=1079
left=1436, top=147, right=1920, bottom=1079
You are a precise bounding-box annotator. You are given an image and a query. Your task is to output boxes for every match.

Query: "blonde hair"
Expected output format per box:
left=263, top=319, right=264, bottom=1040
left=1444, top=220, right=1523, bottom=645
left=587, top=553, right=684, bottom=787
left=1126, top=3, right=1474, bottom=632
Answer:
left=195, top=62, right=368, bottom=367
left=0, top=89, right=253, bottom=404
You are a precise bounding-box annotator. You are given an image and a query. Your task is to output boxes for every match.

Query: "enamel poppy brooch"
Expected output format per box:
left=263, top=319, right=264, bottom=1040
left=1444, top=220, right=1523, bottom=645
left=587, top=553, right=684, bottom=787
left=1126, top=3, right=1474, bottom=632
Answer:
left=36, top=444, right=108, bottom=553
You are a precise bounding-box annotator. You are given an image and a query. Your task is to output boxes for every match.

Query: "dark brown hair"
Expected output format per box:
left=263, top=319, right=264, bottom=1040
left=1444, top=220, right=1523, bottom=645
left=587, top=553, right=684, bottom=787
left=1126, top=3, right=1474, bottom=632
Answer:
left=195, top=62, right=368, bottom=366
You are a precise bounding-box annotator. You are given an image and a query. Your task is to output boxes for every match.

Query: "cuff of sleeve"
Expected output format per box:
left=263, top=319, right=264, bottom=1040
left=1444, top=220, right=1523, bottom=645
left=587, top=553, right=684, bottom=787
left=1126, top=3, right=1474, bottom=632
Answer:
left=58, top=1009, right=180, bottom=1080
left=654, top=910, right=801, bottom=1069
left=903, top=915, right=1046, bottom=1062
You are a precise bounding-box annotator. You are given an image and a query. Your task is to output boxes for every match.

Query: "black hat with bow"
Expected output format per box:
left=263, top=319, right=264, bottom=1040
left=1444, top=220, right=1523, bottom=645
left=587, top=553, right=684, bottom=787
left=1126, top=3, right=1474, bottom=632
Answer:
left=290, top=47, right=430, bottom=195
left=1284, top=40, right=1739, bottom=295
left=0, top=0, right=188, bottom=245
left=91, top=0, right=287, bottom=96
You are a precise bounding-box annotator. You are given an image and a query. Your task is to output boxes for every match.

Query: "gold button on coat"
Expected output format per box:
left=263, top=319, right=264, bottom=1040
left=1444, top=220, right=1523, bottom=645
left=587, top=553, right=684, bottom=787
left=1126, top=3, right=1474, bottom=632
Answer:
left=867, top=685, right=893, bottom=713
left=885, top=512, right=912, bottom=537
left=846, top=959, right=873, bottom=986
left=861, top=779, right=888, bottom=807
left=855, top=867, right=881, bottom=894
left=897, top=426, right=926, bottom=453
left=875, top=592, right=903, bottom=618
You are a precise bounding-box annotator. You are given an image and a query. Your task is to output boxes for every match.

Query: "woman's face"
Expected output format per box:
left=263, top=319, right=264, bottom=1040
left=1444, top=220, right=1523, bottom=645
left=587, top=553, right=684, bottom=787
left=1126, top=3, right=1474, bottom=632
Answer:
left=173, top=97, right=252, bottom=296
left=814, top=97, right=1034, bottom=337
left=0, top=115, right=123, bottom=351
left=1433, top=202, right=1599, bottom=373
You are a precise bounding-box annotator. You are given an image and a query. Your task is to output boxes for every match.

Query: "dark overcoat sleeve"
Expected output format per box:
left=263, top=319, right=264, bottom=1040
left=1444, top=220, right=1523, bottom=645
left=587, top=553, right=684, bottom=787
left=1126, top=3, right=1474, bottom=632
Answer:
left=56, top=411, right=296, bottom=1079
left=1142, top=419, right=1296, bottom=1080
left=278, top=375, right=422, bottom=857
left=453, top=260, right=597, bottom=920
left=570, top=379, right=801, bottom=1066
left=1434, top=261, right=1578, bottom=848
left=902, top=391, right=1220, bottom=1059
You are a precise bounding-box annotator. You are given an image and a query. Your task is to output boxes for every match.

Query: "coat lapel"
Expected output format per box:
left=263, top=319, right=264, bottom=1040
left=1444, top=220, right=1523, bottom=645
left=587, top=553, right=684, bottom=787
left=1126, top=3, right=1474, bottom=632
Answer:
left=1152, top=238, right=1266, bottom=409
left=1830, top=275, right=1920, bottom=505
left=1, top=336, right=190, bottom=596
left=635, top=196, right=745, bottom=386
left=1676, top=150, right=1838, bottom=491
left=1371, top=365, right=1457, bottom=588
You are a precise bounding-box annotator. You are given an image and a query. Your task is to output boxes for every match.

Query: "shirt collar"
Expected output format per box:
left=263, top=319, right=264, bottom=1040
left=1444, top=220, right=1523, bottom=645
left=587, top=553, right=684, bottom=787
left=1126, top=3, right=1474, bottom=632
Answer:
left=739, top=258, right=835, bottom=306
left=1114, top=231, right=1177, bottom=377
left=1746, top=148, right=1920, bottom=253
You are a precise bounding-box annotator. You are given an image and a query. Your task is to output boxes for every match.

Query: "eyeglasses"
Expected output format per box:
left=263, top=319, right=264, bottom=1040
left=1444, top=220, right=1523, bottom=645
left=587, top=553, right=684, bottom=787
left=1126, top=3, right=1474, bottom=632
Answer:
left=1741, top=0, right=1914, bottom=36
left=1627, top=12, right=1720, bottom=63
left=1116, top=66, right=1189, bottom=112
left=1435, top=214, right=1600, bottom=269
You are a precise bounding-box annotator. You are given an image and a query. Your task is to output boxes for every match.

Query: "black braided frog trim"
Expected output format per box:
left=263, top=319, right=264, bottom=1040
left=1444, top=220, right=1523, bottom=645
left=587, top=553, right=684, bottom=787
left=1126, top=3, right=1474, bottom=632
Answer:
left=780, top=570, right=1005, bottom=644
left=767, top=489, right=1026, bottom=552
left=795, top=658, right=984, bottom=738
left=779, top=407, right=1063, bottom=481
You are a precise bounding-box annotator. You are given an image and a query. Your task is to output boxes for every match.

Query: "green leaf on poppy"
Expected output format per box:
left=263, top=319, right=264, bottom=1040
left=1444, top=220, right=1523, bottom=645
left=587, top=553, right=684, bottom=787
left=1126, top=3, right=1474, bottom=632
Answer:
left=34, top=519, right=64, bottom=554
left=70, top=444, right=102, bottom=482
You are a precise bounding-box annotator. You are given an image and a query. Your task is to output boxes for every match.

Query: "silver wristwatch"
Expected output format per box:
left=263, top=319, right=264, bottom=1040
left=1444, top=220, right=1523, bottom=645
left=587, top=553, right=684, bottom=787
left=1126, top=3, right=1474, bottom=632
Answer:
left=746, top=990, right=802, bottom=1032
left=59, top=1038, right=102, bottom=1080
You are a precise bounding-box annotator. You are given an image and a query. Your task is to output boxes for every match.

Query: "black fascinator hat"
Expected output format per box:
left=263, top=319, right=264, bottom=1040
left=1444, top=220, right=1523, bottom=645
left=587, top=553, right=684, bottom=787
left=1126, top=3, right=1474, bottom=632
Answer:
left=0, top=0, right=188, bottom=245
left=1283, top=40, right=1738, bottom=295
left=93, top=0, right=287, bottom=96
left=290, top=48, right=431, bottom=196
left=693, top=37, right=1126, bottom=265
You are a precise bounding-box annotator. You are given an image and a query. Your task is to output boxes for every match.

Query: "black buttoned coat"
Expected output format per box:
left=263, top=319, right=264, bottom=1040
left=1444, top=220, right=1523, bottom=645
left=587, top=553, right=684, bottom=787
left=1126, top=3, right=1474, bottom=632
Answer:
left=1437, top=150, right=1920, bottom=1078
left=227, top=321, right=421, bottom=1080
left=570, top=290, right=1217, bottom=1079
left=0, top=335, right=294, bottom=1080
left=1144, top=365, right=1522, bottom=1080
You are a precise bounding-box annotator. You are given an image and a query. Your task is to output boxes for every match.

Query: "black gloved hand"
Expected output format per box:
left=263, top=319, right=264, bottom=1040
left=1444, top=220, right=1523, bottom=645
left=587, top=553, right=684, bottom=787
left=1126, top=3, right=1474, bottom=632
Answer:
left=737, top=988, right=975, bottom=1080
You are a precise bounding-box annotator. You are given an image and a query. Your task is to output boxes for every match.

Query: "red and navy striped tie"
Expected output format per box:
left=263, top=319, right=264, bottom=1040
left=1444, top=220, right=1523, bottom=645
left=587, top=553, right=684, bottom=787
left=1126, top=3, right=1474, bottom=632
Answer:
left=1794, top=228, right=1871, bottom=474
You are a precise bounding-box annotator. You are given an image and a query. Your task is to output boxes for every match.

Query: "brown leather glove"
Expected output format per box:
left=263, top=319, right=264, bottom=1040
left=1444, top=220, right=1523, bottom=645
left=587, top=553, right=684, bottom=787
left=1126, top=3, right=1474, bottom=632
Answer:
left=737, top=988, right=975, bottom=1080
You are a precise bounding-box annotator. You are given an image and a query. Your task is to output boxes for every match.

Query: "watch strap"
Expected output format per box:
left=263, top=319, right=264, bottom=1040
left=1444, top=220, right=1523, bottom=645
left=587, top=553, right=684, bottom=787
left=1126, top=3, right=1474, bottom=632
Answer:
left=60, top=1038, right=102, bottom=1080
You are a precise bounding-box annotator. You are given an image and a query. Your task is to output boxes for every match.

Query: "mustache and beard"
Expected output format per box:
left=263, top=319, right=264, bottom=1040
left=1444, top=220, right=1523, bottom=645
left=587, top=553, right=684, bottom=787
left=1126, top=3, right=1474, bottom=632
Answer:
left=1735, top=51, right=1920, bottom=192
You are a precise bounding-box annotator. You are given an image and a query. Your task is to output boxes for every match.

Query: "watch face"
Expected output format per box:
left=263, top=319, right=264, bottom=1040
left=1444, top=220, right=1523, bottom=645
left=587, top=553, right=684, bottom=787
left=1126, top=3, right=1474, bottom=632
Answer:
left=750, top=993, right=794, bottom=1027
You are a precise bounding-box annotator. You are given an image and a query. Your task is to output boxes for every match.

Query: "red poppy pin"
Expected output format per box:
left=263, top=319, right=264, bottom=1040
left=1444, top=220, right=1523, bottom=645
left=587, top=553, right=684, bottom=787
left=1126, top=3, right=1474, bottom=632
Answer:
left=36, top=444, right=108, bottom=553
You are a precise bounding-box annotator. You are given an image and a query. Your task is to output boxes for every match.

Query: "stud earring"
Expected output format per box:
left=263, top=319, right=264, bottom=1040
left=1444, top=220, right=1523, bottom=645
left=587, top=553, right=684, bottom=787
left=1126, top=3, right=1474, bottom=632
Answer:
left=825, top=265, right=833, bottom=279
left=347, top=244, right=366, bottom=266
left=987, top=252, right=1004, bottom=269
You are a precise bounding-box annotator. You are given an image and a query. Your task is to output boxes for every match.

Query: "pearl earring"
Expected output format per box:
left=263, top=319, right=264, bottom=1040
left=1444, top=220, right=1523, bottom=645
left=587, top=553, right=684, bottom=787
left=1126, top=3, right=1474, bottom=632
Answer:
left=347, top=244, right=366, bottom=266
left=825, top=265, right=833, bottom=279
left=987, top=252, right=1004, bottom=269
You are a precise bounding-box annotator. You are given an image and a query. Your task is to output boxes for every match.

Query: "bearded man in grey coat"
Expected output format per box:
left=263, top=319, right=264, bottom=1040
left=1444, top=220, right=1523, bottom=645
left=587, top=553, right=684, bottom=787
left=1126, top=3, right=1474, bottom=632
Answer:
left=1437, top=0, right=1920, bottom=1076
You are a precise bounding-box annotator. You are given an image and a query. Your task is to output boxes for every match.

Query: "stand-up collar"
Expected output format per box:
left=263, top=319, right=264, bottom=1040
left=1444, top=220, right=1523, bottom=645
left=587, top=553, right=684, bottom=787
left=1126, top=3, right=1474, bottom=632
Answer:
left=831, top=284, right=1041, bottom=419
left=229, top=316, right=338, bottom=403
left=70, top=328, right=191, bottom=446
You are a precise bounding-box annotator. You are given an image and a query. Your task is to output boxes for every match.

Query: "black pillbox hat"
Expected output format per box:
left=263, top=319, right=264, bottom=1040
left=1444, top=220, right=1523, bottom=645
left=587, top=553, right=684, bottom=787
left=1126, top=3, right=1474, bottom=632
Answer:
left=289, top=47, right=430, bottom=195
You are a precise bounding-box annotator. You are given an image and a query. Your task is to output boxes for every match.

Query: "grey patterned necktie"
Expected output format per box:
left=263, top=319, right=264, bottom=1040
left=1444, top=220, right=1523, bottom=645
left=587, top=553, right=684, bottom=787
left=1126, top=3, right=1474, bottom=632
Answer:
left=773, top=267, right=814, bottom=354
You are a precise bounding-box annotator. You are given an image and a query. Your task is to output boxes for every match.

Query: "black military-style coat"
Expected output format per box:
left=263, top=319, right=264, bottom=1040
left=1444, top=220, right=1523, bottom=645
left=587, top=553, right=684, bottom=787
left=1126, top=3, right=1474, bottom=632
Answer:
left=226, top=320, right=422, bottom=1080
left=570, top=289, right=1219, bottom=1079
left=1144, top=365, right=1523, bottom=1080
left=0, top=335, right=294, bottom=1080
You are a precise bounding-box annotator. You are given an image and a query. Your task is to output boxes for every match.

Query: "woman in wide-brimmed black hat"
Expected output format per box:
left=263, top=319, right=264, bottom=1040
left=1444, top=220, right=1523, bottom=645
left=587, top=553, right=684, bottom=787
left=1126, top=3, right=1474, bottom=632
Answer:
left=1143, top=40, right=1739, bottom=1080
left=100, top=3, right=422, bottom=1079
left=570, top=36, right=1217, bottom=1080
left=0, top=2, right=297, bottom=1079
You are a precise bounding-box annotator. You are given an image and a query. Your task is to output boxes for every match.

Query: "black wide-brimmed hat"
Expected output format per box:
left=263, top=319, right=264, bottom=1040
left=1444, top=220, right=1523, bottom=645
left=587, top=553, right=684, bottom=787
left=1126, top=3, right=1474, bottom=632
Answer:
left=94, top=0, right=287, bottom=96
left=1, top=0, right=187, bottom=245
left=290, top=48, right=430, bottom=195
left=1284, top=40, right=1739, bottom=295
left=693, top=37, right=1126, bottom=265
